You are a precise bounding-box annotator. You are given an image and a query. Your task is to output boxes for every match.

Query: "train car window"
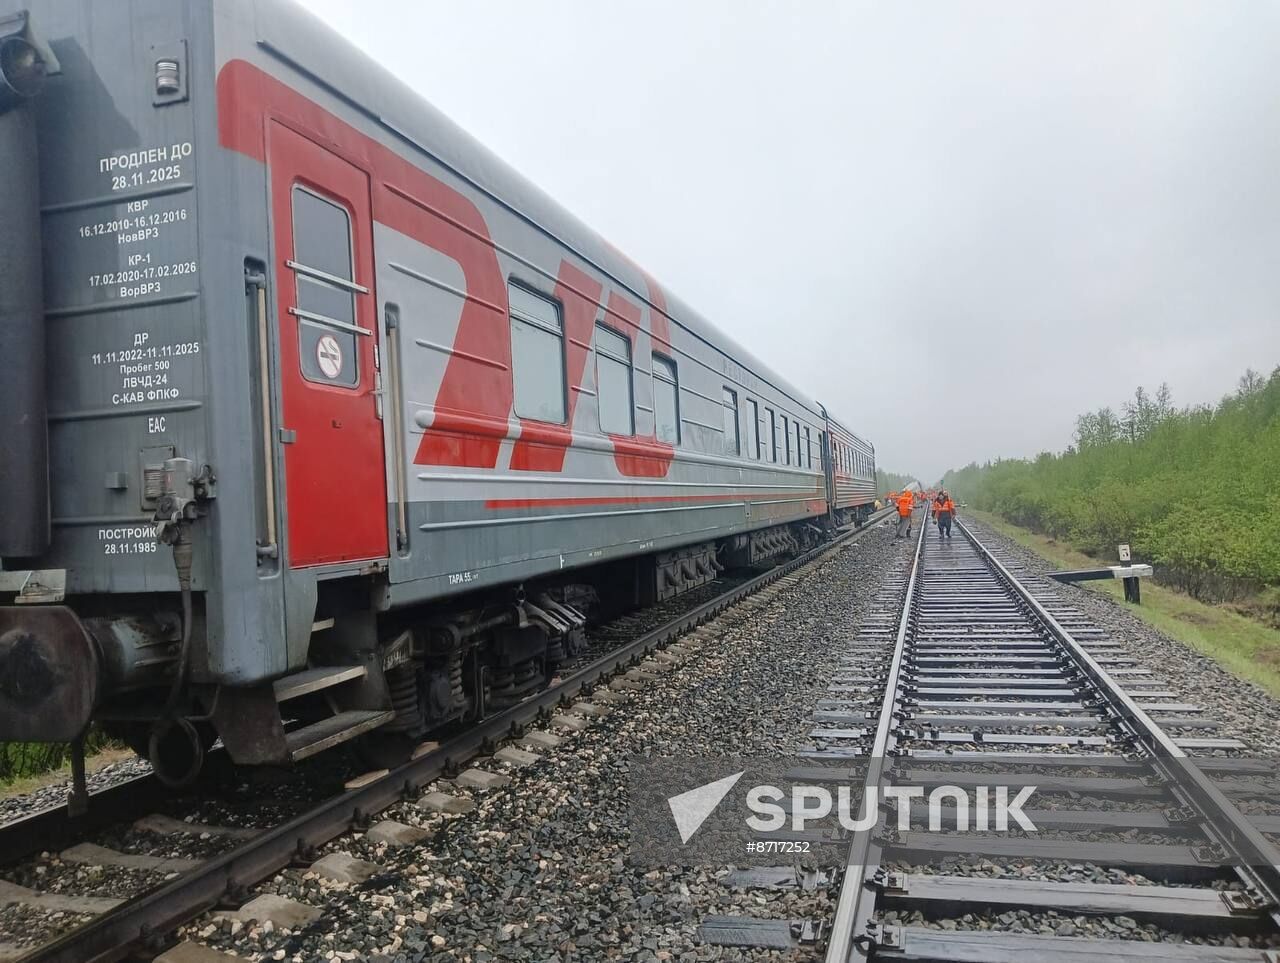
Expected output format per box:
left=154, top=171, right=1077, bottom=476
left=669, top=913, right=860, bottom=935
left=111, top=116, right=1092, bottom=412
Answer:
left=781, top=416, right=791, bottom=464
left=804, top=426, right=812, bottom=468
left=509, top=283, right=567, bottom=423
left=794, top=422, right=802, bottom=468
left=652, top=354, right=680, bottom=444
left=595, top=325, right=634, bottom=435
left=291, top=187, right=359, bottom=387
left=722, top=388, right=740, bottom=455
left=747, top=399, right=760, bottom=458
left=765, top=407, right=777, bottom=462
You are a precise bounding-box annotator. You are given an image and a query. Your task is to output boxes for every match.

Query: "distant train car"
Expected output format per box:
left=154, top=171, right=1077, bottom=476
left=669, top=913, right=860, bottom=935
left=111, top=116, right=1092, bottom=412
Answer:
left=0, top=0, right=876, bottom=784
left=820, top=408, right=878, bottom=527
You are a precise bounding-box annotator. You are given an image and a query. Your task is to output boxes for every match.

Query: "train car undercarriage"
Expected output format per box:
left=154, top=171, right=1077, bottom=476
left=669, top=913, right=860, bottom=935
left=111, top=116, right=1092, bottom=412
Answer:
left=7, top=518, right=826, bottom=791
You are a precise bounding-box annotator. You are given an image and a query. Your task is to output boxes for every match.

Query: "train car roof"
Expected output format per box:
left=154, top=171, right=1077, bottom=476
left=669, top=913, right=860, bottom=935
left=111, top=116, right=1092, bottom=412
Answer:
left=818, top=406, right=875, bottom=453
left=239, top=0, right=837, bottom=421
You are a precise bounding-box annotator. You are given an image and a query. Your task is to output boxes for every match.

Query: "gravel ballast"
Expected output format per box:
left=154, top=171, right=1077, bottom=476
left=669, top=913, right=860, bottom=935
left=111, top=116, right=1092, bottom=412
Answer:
left=865, top=517, right=1280, bottom=953
left=170, top=523, right=904, bottom=962
left=963, top=516, right=1280, bottom=756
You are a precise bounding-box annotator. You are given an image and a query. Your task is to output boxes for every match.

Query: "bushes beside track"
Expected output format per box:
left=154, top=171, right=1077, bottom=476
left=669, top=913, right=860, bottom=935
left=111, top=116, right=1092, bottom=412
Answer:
left=0, top=742, right=75, bottom=783
left=942, top=366, right=1280, bottom=622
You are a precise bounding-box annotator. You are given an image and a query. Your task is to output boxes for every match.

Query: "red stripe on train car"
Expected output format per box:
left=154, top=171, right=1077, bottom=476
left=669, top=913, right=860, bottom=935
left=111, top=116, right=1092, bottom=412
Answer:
left=601, top=292, right=675, bottom=478
left=508, top=261, right=604, bottom=472
left=219, top=60, right=686, bottom=479
left=219, top=59, right=510, bottom=470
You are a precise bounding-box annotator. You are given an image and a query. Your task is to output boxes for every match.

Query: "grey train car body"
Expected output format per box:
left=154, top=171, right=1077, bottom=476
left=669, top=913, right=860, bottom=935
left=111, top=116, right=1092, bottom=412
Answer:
left=821, top=408, right=877, bottom=525
left=0, top=0, right=875, bottom=773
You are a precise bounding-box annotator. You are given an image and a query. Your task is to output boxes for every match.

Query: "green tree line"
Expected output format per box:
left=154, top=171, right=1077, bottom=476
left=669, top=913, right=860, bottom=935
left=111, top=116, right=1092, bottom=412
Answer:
left=941, top=366, right=1280, bottom=613
left=876, top=468, right=919, bottom=496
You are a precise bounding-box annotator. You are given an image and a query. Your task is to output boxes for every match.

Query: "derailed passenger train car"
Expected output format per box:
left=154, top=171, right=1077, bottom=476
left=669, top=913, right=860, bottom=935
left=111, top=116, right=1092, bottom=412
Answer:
left=821, top=407, right=877, bottom=527
left=0, top=0, right=877, bottom=785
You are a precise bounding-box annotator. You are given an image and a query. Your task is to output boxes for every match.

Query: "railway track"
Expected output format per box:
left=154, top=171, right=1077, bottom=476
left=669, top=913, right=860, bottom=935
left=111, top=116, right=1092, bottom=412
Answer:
left=0, top=509, right=893, bottom=962
left=816, top=514, right=1280, bottom=961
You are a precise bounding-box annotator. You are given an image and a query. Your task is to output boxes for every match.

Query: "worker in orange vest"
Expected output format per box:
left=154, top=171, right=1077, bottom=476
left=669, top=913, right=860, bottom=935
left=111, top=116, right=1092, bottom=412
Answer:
left=895, top=489, right=914, bottom=539
left=933, top=490, right=956, bottom=539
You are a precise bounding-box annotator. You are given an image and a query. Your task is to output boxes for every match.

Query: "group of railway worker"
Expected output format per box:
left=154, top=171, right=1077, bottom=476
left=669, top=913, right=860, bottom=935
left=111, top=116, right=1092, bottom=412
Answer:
left=887, top=488, right=956, bottom=540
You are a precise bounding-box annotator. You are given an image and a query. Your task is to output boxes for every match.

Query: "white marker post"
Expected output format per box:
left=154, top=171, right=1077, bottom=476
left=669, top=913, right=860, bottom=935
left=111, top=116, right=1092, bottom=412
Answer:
left=1117, top=544, right=1139, bottom=602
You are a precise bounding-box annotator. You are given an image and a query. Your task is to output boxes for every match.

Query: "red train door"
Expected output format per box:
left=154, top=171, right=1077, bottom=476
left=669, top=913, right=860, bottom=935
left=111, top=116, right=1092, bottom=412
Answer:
left=268, top=122, right=388, bottom=566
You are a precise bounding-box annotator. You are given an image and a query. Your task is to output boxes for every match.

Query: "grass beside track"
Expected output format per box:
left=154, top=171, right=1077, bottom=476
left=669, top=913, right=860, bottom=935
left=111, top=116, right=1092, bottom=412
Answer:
left=970, top=510, right=1280, bottom=699
left=0, top=745, right=136, bottom=799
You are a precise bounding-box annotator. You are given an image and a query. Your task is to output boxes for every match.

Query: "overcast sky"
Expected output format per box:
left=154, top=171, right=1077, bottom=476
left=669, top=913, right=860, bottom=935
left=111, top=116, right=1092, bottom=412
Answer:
left=305, top=0, right=1280, bottom=481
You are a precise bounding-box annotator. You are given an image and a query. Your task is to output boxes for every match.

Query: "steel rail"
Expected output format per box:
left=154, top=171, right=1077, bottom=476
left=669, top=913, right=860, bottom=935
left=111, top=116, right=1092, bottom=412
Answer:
left=956, top=516, right=1280, bottom=926
left=823, top=513, right=1280, bottom=962
left=0, top=771, right=165, bottom=868
left=19, top=507, right=894, bottom=963
left=825, top=509, right=927, bottom=961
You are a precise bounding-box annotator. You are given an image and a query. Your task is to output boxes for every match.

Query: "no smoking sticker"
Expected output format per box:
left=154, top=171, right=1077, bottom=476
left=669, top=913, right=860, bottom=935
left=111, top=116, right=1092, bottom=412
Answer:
left=316, top=335, right=343, bottom=379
